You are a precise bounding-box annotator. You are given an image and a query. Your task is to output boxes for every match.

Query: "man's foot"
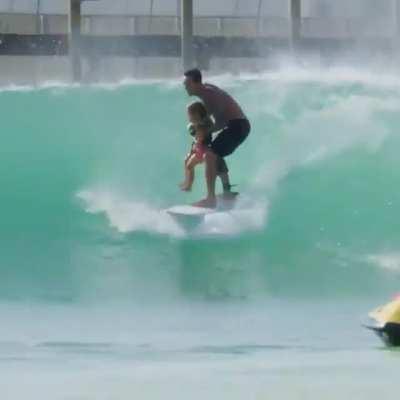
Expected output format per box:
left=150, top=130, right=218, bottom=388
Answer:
left=222, top=191, right=239, bottom=200
left=192, top=197, right=217, bottom=209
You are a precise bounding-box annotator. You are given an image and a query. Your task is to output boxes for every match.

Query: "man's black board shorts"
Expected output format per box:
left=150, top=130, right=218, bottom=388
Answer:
left=210, top=119, right=250, bottom=158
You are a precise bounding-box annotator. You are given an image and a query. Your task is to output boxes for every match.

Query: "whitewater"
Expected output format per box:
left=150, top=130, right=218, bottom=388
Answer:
left=1, top=67, right=400, bottom=399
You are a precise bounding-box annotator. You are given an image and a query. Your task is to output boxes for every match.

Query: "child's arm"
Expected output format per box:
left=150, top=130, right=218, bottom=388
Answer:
left=195, top=127, right=208, bottom=144
left=185, top=147, right=194, bottom=163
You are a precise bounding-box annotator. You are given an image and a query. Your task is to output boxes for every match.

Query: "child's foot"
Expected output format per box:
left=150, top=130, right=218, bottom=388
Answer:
left=179, top=182, right=192, bottom=192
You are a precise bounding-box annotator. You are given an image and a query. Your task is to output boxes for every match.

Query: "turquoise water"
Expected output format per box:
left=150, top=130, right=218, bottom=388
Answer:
left=1, top=69, right=400, bottom=398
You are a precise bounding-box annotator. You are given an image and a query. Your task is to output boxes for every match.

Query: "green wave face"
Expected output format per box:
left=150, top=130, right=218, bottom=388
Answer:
left=1, top=71, right=400, bottom=302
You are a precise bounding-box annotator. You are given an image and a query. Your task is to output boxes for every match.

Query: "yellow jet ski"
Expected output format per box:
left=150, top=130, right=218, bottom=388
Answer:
left=366, top=296, right=400, bottom=346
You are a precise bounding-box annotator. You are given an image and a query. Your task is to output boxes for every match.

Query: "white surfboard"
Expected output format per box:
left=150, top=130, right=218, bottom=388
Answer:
left=164, top=205, right=212, bottom=230
left=166, top=204, right=215, bottom=217
left=165, top=194, right=239, bottom=225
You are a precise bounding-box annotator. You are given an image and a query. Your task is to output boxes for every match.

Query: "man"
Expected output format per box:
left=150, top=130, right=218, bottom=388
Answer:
left=183, top=68, right=250, bottom=208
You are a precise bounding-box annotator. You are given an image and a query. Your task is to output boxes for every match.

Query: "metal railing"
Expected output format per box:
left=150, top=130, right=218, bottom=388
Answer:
left=0, top=13, right=395, bottom=38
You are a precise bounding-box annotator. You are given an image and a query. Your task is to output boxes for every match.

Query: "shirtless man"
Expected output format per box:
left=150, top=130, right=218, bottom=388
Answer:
left=183, top=68, right=251, bottom=208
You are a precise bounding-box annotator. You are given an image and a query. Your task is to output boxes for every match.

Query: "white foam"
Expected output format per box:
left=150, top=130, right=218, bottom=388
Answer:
left=2, top=64, right=400, bottom=93
left=250, top=81, right=394, bottom=193
left=77, top=188, right=268, bottom=238
left=366, top=253, right=400, bottom=273
left=207, top=65, right=400, bottom=91
left=77, top=188, right=184, bottom=237
left=194, top=197, right=268, bottom=237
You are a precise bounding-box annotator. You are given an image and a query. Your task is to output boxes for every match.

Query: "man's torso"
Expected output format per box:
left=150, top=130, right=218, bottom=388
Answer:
left=197, top=83, right=246, bottom=130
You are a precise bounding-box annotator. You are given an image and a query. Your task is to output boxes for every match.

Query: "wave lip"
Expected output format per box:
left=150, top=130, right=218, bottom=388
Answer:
left=77, top=189, right=184, bottom=236
left=366, top=253, right=400, bottom=273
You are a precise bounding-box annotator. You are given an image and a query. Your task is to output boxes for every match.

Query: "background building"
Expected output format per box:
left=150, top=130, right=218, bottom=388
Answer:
left=0, top=0, right=398, bottom=83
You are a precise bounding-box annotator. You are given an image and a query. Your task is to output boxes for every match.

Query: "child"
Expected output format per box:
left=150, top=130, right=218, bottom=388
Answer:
left=180, top=102, right=235, bottom=195
left=179, top=101, right=211, bottom=191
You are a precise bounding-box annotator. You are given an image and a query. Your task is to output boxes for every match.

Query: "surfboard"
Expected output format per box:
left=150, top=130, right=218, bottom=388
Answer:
left=166, top=204, right=215, bottom=217
left=166, top=193, right=238, bottom=222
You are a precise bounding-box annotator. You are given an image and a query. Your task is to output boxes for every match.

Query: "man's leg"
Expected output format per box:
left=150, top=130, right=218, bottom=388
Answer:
left=219, top=171, right=230, bottom=190
left=194, top=120, right=250, bottom=208
left=193, top=149, right=218, bottom=208
left=216, top=157, right=232, bottom=193
left=205, top=150, right=218, bottom=199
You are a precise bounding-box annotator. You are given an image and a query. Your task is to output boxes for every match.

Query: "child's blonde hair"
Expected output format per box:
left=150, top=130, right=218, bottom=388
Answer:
left=187, top=101, right=207, bottom=120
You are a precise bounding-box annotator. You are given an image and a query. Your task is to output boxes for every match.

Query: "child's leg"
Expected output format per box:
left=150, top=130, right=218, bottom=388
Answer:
left=184, top=166, right=195, bottom=191
left=180, top=154, right=202, bottom=191
left=179, top=152, right=194, bottom=188
left=180, top=166, right=193, bottom=191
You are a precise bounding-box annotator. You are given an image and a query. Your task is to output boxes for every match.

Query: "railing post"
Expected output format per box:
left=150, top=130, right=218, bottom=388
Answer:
left=35, top=0, right=42, bottom=34
left=181, top=0, right=194, bottom=71
left=148, top=0, right=154, bottom=34
left=69, top=0, right=82, bottom=82
left=290, top=0, right=301, bottom=49
left=396, top=0, right=400, bottom=37
left=256, top=0, right=263, bottom=36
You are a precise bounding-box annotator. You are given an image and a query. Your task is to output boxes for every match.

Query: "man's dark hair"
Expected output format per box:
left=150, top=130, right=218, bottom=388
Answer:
left=184, top=68, right=202, bottom=83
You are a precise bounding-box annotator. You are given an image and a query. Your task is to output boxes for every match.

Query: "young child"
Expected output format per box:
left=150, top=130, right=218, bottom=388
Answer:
left=180, top=102, right=236, bottom=194
left=180, top=101, right=212, bottom=192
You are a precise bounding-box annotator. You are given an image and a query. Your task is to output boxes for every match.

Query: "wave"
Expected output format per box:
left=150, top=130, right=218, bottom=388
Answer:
left=1, top=68, right=400, bottom=301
